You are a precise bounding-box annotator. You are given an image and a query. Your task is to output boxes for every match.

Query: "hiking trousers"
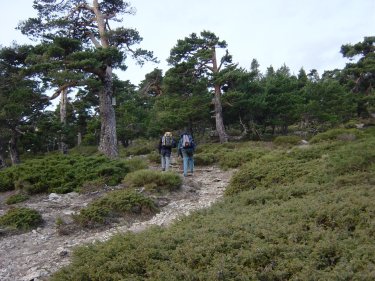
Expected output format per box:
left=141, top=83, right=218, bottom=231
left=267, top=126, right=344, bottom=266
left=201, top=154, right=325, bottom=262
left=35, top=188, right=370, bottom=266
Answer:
left=181, top=149, right=194, bottom=176
left=161, top=149, right=172, bottom=171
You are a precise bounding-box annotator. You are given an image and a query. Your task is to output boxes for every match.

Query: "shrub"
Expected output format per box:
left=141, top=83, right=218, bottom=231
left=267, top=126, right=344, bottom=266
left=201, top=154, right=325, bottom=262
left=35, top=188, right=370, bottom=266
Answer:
left=69, top=145, right=99, bottom=156
left=5, top=193, right=29, bottom=205
left=50, top=131, right=375, bottom=281
left=0, top=207, right=43, bottom=231
left=225, top=153, right=316, bottom=195
left=273, top=135, right=302, bottom=146
left=325, top=137, right=375, bottom=177
left=194, top=152, right=217, bottom=166
left=123, top=170, right=182, bottom=193
left=310, top=128, right=364, bottom=143
left=125, top=157, right=148, bottom=172
left=122, top=139, right=156, bottom=156
left=0, top=166, right=17, bottom=192
left=74, top=189, right=158, bottom=227
left=218, top=149, right=265, bottom=170
left=195, top=143, right=267, bottom=169
left=148, top=151, right=161, bottom=164
left=0, top=154, right=145, bottom=194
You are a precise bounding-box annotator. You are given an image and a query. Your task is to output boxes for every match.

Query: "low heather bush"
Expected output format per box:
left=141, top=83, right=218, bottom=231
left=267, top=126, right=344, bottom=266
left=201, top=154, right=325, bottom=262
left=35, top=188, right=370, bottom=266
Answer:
left=0, top=207, right=43, bottom=232
left=123, top=170, right=182, bottom=193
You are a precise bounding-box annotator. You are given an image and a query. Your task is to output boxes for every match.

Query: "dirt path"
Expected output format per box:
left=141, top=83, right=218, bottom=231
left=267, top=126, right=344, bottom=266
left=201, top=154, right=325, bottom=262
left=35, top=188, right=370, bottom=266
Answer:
left=0, top=162, right=233, bottom=281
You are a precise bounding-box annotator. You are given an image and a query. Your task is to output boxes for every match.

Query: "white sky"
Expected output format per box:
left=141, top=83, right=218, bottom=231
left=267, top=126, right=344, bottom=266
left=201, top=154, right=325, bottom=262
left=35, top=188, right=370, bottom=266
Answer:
left=1, top=0, right=374, bottom=86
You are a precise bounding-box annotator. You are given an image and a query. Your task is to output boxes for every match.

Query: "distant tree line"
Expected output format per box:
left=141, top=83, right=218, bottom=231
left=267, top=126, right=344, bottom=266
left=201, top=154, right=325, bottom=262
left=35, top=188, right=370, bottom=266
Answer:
left=0, top=0, right=374, bottom=166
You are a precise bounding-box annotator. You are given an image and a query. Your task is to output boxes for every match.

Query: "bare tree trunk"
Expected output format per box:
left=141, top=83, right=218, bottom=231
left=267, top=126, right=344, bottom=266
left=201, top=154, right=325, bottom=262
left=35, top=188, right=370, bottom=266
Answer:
left=211, top=47, right=228, bottom=143
left=59, top=87, right=68, bottom=154
left=77, top=132, right=82, bottom=146
left=0, top=140, right=7, bottom=169
left=98, top=66, right=118, bottom=158
left=213, top=86, right=228, bottom=143
left=0, top=154, right=6, bottom=169
left=9, top=131, right=20, bottom=165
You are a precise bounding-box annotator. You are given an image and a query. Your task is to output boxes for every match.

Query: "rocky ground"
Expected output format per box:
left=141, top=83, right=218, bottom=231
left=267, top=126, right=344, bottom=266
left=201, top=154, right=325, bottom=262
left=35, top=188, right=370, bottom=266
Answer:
left=0, top=160, right=233, bottom=281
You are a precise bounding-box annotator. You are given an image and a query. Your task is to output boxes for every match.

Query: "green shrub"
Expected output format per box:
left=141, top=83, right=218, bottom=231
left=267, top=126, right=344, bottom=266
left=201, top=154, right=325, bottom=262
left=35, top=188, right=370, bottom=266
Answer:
left=125, top=157, right=148, bottom=172
left=147, top=151, right=161, bottom=164
left=225, top=153, right=317, bottom=195
left=122, top=139, right=157, bottom=156
left=0, top=207, right=43, bottom=231
left=310, top=128, right=364, bottom=143
left=123, top=170, right=182, bottom=193
left=51, top=180, right=375, bottom=280
left=0, top=154, right=145, bottom=194
left=218, top=149, right=265, bottom=170
left=194, top=152, right=217, bottom=166
left=195, top=143, right=267, bottom=169
left=273, top=135, right=302, bottom=146
left=50, top=131, right=375, bottom=281
left=5, top=193, right=29, bottom=205
left=74, top=189, right=158, bottom=227
left=326, top=137, right=375, bottom=175
left=69, top=145, right=99, bottom=156
left=0, top=166, right=17, bottom=192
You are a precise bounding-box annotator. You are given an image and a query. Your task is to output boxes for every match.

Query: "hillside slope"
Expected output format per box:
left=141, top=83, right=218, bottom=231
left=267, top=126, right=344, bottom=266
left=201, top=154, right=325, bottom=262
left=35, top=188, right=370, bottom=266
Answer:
left=0, top=163, right=233, bottom=281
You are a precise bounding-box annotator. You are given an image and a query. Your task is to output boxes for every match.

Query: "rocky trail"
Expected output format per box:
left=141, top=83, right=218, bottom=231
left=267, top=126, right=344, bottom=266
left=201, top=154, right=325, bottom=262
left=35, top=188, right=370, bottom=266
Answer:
left=0, top=161, right=233, bottom=281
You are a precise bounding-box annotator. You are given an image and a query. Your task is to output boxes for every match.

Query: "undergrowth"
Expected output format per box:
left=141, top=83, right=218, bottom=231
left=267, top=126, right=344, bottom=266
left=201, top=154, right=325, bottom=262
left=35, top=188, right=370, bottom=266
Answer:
left=20, top=127, right=375, bottom=280
left=0, top=154, right=147, bottom=194
left=73, top=189, right=158, bottom=228
left=0, top=207, right=43, bottom=233
left=122, top=170, right=182, bottom=193
left=51, top=180, right=375, bottom=280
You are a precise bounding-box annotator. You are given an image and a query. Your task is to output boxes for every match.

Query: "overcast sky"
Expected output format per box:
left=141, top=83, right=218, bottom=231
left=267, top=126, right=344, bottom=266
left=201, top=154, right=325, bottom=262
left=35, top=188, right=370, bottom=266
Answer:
left=1, top=0, right=374, bottom=86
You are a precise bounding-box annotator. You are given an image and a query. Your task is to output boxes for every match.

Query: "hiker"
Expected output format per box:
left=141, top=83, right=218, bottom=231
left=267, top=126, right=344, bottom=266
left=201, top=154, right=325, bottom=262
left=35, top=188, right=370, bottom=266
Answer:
left=158, top=131, right=176, bottom=171
left=177, top=132, right=196, bottom=177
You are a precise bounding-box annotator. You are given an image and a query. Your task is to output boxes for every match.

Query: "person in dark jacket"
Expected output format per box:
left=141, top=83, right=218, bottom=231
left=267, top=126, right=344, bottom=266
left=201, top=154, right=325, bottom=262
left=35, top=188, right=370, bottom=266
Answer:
left=158, top=131, right=176, bottom=171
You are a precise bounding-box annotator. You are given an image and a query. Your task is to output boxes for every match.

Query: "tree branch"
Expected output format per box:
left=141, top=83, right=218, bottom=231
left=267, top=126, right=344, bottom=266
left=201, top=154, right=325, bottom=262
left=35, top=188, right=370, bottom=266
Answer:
left=86, top=31, right=102, bottom=47
left=43, top=82, right=77, bottom=101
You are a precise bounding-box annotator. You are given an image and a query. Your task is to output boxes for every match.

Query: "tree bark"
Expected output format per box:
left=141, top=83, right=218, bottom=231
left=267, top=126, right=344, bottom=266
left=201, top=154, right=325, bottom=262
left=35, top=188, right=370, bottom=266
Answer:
left=77, top=132, right=82, bottom=146
left=211, top=47, right=228, bottom=143
left=9, top=131, right=20, bottom=165
left=59, top=87, right=68, bottom=154
left=93, top=1, right=118, bottom=158
left=0, top=140, right=7, bottom=169
left=98, top=66, right=118, bottom=158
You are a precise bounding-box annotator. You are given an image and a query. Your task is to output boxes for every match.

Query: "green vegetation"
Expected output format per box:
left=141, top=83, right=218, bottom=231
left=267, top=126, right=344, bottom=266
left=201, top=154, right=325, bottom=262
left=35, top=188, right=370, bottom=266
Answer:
left=73, top=189, right=158, bottom=228
left=121, top=139, right=157, bottom=157
left=195, top=142, right=270, bottom=170
left=0, top=5, right=374, bottom=276
left=0, top=207, right=43, bottom=232
left=123, top=170, right=182, bottom=193
left=0, top=154, right=146, bottom=194
left=273, top=135, right=302, bottom=146
left=5, top=193, right=29, bottom=205
left=50, top=128, right=375, bottom=280
left=309, top=128, right=364, bottom=143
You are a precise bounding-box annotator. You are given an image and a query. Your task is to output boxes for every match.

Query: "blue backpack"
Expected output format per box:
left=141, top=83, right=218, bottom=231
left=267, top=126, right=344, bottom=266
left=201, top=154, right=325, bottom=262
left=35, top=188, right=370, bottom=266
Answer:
left=182, top=134, right=194, bottom=148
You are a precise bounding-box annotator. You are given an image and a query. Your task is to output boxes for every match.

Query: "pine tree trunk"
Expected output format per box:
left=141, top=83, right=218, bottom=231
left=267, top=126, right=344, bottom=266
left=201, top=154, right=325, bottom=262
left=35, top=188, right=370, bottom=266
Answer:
left=9, top=131, right=20, bottom=165
left=213, top=85, right=228, bottom=143
left=98, top=66, right=118, bottom=158
left=211, top=47, right=228, bottom=143
left=77, top=132, right=82, bottom=146
left=59, top=88, right=68, bottom=154
left=0, top=140, right=7, bottom=168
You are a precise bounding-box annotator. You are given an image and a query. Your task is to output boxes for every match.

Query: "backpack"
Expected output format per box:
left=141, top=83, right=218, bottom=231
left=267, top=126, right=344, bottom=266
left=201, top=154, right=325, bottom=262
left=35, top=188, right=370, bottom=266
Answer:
left=161, top=132, right=173, bottom=148
left=182, top=134, right=193, bottom=148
